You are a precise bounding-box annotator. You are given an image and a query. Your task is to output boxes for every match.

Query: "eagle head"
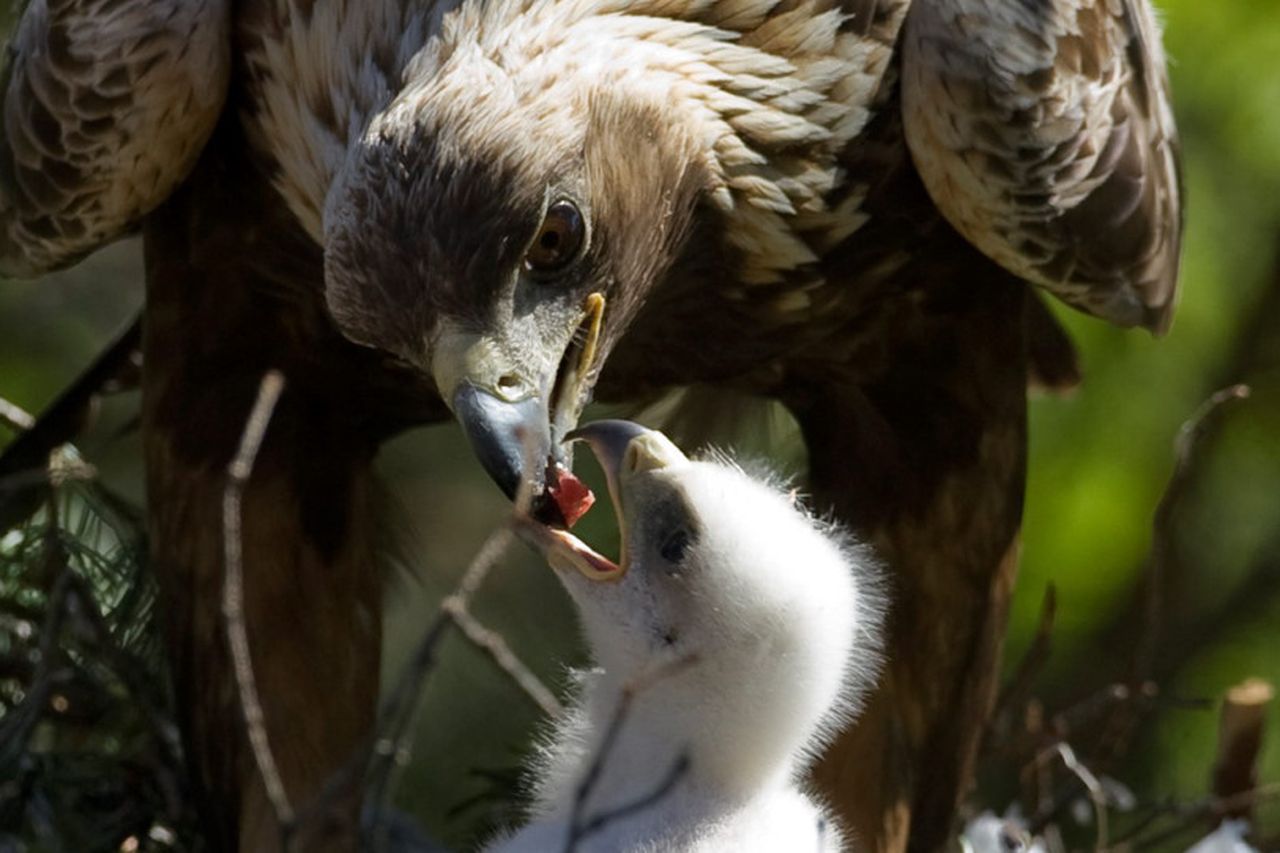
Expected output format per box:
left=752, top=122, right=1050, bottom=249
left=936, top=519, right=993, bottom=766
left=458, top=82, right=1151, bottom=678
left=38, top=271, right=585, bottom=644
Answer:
left=323, top=51, right=711, bottom=518
left=318, top=1, right=865, bottom=515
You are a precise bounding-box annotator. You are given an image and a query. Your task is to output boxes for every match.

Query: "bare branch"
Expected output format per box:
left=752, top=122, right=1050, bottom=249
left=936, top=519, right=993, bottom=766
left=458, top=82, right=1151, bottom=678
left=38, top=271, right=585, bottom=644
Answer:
left=989, top=584, right=1057, bottom=746
left=1116, top=783, right=1280, bottom=850
left=1059, top=744, right=1108, bottom=852
left=1027, top=742, right=1109, bottom=851
left=564, top=652, right=701, bottom=853
left=574, top=752, right=690, bottom=847
left=1086, top=385, right=1251, bottom=771
left=221, top=370, right=294, bottom=827
left=0, top=314, right=141, bottom=532
left=1212, top=679, right=1274, bottom=821
left=442, top=596, right=563, bottom=717
left=363, top=426, right=547, bottom=845
left=1137, top=383, right=1250, bottom=679
left=0, top=396, right=35, bottom=432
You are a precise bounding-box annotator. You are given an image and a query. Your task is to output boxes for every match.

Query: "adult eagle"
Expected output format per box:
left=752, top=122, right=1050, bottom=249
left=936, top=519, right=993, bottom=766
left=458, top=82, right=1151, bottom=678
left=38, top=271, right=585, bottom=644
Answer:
left=0, top=0, right=1180, bottom=850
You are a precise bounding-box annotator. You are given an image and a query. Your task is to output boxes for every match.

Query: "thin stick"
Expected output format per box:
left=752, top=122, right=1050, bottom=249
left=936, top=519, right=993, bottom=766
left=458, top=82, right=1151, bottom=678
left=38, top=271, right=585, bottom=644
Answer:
left=1093, top=385, right=1250, bottom=770
left=442, top=596, right=563, bottom=717
left=564, top=652, right=701, bottom=853
left=222, top=370, right=293, bottom=826
left=1119, top=783, right=1280, bottom=850
left=575, top=752, right=690, bottom=843
left=1054, top=743, right=1108, bottom=852
left=1137, top=384, right=1251, bottom=678
left=1211, top=679, right=1274, bottom=821
left=294, top=514, right=536, bottom=842
left=363, top=427, right=544, bottom=844
left=0, top=314, right=140, bottom=532
left=990, top=583, right=1057, bottom=743
left=0, top=396, right=35, bottom=432
left=1024, top=742, right=1105, bottom=845
left=363, top=528, right=516, bottom=830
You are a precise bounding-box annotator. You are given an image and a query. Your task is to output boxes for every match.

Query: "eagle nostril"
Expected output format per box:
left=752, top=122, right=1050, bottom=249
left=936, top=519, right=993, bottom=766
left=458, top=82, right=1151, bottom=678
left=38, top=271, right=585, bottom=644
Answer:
left=497, top=374, right=521, bottom=392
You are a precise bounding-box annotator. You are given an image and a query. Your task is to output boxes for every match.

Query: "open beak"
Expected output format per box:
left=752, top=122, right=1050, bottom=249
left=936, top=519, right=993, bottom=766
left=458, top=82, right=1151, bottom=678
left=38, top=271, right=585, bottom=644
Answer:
left=435, top=294, right=606, bottom=523
left=516, top=419, right=688, bottom=581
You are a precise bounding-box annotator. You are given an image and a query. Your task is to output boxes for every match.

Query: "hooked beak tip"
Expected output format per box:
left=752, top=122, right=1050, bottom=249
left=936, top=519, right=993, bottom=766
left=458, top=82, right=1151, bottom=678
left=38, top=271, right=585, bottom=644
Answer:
left=566, top=419, right=687, bottom=510
left=452, top=383, right=555, bottom=504
left=565, top=420, right=652, bottom=483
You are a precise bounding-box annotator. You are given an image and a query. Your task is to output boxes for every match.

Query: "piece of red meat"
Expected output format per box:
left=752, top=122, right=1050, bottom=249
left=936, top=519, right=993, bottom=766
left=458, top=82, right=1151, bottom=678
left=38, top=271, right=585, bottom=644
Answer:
left=547, top=466, right=595, bottom=528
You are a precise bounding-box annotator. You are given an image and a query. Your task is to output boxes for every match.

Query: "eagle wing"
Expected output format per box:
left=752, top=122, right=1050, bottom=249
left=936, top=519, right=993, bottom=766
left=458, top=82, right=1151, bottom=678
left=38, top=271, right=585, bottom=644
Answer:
left=0, top=0, right=230, bottom=278
left=901, top=0, right=1182, bottom=332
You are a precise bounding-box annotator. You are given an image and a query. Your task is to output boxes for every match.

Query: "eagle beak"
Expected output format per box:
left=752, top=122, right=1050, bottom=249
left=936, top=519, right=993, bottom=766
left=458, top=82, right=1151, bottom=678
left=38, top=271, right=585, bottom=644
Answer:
left=451, top=384, right=551, bottom=501
left=434, top=294, right=607, bottom=522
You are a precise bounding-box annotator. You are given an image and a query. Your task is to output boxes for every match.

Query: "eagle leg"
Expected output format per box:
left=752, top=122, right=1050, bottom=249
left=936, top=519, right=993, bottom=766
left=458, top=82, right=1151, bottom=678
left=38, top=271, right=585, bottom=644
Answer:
left=784, top=273, right=1028, bottom=852
left=140, top=120, right=437, bottom=852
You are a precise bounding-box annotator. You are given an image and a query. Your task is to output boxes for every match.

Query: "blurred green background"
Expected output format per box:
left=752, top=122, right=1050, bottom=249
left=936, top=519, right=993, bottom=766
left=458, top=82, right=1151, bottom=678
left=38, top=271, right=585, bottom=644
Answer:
left=1, top=1, right=1278, bottom=849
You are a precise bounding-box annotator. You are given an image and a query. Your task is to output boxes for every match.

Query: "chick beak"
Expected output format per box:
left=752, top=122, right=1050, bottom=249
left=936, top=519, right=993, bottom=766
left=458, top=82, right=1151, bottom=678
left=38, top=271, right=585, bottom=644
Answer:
left=565, top=419, right=652, bottom=511
left=516, top=420, right=688, bottom=582
left=568, top=419, right=689, bottom=486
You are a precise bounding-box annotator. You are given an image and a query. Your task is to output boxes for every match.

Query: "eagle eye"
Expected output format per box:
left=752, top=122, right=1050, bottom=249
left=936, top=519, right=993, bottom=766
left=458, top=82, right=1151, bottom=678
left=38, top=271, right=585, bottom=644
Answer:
left=525, top=199, right=585, bottom=275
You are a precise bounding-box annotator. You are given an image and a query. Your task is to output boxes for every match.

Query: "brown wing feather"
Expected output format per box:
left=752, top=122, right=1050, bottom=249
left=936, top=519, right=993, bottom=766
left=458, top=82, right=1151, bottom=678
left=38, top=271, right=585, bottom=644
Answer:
left=900, top=0, right=1182, bottom=333
left=0, top=0, right=230, bottom=277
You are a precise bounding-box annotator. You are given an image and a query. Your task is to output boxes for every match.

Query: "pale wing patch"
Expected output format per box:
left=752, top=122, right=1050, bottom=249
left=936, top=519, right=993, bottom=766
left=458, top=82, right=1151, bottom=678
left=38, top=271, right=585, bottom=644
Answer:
left=241, top=0, right=449, bottom=241
left=1, top=0, right=230, bottom=277
left=901, top=0, right=1182, bottom=332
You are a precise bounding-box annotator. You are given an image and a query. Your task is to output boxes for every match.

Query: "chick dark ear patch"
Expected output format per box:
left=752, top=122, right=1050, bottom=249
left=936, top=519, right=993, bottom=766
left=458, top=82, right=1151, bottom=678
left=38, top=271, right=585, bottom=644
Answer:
left=659, top=528, right=692, bottom=563
left=641, top=490, right=702, bottom=563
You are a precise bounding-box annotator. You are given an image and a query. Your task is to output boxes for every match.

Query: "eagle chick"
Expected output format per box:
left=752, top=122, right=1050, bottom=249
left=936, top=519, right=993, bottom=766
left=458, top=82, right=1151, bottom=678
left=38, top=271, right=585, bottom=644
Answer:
left=495, top=420, right=885, bottom=852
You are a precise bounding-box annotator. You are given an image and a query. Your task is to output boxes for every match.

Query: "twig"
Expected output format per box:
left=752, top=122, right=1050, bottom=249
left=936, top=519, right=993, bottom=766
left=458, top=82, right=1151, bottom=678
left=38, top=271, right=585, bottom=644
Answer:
left=1119, top=783, right=1280, bottom=850
left=1090, top=385, right=1250, bottom=770
left=564, top=652, right=701, bottom=853
left=990, top=584, right=1057, bottom=743
left=0, top=397, right=35, bottom=432
left=361, top=425, right=544, bottom=847
left=1028, top=743, right=1109, bottom=851
left=1136, top=384, right=1251, bottom=679
left=574, top=752, right=690, bottom=845
left=362, top=527, right=516, bottom=837
left=1058, top=743, right=1108, bottom=852
left=0, top=566, right=74, bottom=762
left=442, top=596, right=563, bottom=717
left=294, top=424, right=582, bottom=846
left=283, top=604, right=454, bottom=843
left=1154, top=536, right=1280, bottom=683
left=0, top=313, right=141, bottom=532
left=1211, top=679, right=1274, bottom=821
left=221, top=371, right=294, bottom=827
left=290, top=525, right=531, bottom=844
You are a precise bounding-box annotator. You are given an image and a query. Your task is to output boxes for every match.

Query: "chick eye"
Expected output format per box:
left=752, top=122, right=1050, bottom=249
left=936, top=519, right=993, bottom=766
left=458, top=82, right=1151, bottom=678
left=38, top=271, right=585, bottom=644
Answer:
left=659, top=528, right=691, bottom=564
left=525, top=199, right=585, bottom=275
